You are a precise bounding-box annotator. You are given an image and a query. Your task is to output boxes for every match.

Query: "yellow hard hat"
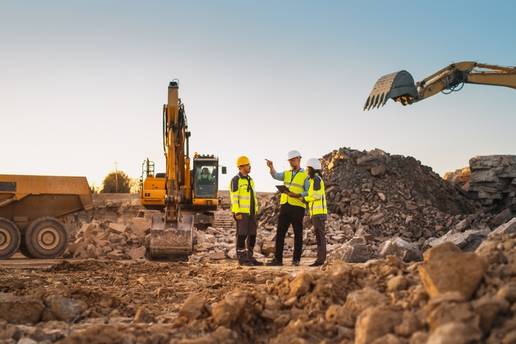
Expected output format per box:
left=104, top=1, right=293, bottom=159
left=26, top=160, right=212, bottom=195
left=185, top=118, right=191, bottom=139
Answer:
left=236, top=155, right=250, bottom=167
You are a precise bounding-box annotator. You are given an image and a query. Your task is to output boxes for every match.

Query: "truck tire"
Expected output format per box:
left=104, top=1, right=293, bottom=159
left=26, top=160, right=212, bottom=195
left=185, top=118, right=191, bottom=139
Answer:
left=24, top=217, right=68, bottom=259
left=0, top=217, right=21, bottom=259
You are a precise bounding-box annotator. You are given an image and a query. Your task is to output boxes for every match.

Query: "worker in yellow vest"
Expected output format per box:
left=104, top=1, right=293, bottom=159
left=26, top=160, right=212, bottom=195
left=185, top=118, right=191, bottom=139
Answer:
left=304, top=158, right=328, bottom=266
left=265, top=150, right=309, bottom=266
left=229, top=156, right=262, bottom=266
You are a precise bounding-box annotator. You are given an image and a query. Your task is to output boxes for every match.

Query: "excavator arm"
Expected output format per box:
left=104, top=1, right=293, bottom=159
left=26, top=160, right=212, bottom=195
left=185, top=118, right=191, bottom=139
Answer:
left=364, top=61, right=516, bottom=111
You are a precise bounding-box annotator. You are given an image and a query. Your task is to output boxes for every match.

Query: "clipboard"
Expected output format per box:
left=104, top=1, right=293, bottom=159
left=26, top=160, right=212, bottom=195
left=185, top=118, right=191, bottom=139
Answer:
left=275, top=185, right=290, bottom=193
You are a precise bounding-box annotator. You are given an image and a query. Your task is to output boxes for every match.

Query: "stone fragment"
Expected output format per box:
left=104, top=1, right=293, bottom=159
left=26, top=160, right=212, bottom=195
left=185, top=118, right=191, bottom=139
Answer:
left=426, top=322, right=481, bottom=344
left=289, top=272, right=313, bottom=298
left=418, top=242, right=487, bottom=300
left=211, top=291, right=248, bottom=326
left=43, top=296, right=87, bottom=322
left=355, top=306, right=402, bottom=344
left=0, top=293, right=44, bottom=324
left=180, top=293, right=207, bottom=320
left=379, top=237, right=422, bottom=262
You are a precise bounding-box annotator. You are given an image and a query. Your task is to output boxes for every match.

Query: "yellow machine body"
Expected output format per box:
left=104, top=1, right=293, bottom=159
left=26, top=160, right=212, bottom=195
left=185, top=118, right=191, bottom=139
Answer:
left=143, top=82, right=224, bottom=259
left=0, top=174, right=92, bottom=259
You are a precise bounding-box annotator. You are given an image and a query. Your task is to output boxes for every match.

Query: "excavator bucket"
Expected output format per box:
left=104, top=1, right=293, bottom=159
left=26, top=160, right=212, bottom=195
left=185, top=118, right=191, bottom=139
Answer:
left=364, top=70, right=419, bottom=110
left=145, top=212, right=194, bottom=259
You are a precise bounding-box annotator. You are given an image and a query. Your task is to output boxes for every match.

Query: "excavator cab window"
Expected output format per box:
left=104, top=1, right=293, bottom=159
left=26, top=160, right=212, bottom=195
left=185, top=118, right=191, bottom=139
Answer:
left=193, top=163, right=218, bottom=198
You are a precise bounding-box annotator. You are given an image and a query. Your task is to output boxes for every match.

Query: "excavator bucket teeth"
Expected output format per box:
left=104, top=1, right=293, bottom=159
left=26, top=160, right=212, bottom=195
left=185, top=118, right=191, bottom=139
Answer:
left=145, top=213, right=194, bottom=259
left=364, top=70, right=418, bottom=111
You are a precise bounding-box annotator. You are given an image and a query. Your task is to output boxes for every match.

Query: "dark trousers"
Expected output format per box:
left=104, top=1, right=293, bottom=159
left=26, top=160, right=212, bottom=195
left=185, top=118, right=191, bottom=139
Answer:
left=311, top=215, right=327, bottom=263
left=236, top=214, right=257, bottom=256
left=274, top=204, right=305, bottom=262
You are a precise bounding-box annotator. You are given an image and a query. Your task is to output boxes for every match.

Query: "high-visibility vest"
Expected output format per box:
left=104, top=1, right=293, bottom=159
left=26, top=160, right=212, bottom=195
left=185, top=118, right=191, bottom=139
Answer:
left=304, top=175, right=327, bottom=216
left=280, top=169, right=308, bottom=208
left=229, top=174, right=259, bottom=214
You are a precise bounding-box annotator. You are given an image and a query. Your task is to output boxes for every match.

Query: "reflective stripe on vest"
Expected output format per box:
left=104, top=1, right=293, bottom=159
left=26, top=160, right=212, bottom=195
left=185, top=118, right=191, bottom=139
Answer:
left=307, top=176, right=327, bottom=216
left=229, top=176, right=259, bottom=214
left=280, top=169, right=307, bottom=208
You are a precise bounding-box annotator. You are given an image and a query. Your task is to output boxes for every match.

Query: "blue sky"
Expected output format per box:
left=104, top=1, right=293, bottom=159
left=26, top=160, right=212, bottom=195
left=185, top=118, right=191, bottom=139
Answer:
left=1, top=1, right=515, bottom=191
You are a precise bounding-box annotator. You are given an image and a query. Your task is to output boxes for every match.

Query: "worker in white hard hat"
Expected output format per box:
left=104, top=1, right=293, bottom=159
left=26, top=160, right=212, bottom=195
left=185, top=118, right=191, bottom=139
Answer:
left=304, top=158, right=328, bottom=266
left=265, top=150, right=310, bottom=266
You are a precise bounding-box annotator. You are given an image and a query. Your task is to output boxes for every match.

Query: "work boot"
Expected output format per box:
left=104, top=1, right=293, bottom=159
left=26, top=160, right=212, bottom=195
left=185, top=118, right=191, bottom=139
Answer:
left=292, top=260, right=300, bottom=266
left=266, top=258, right=283, bottom=266
left=247, top=252, right=264, bottom=266
left=238, top=251, right=253, bottom=266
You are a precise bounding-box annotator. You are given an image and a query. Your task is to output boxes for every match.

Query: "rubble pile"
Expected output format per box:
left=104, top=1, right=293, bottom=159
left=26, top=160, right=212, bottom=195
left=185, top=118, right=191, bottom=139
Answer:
left=257, top=147, right=483, bottom=262
left=2, top=233, right=516, bottom=343
left=446, top=155, right=516, bottom=211
left=65, top=217, right=149, bottom=260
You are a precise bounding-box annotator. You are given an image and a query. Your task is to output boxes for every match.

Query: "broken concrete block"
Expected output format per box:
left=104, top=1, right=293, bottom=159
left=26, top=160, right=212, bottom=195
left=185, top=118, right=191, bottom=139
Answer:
left=418, top=242, right=487, bottom=301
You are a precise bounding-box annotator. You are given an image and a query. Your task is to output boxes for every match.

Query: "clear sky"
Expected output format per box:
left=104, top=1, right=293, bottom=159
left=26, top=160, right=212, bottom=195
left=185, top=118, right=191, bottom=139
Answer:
left=1, top=1, right=515, bottom=191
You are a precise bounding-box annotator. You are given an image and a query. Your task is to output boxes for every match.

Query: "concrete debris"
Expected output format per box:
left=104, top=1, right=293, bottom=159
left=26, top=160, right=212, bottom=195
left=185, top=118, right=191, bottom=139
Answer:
left=446, top=155, right=516, bottom=211
left=418, top=242, right=487, bottom=301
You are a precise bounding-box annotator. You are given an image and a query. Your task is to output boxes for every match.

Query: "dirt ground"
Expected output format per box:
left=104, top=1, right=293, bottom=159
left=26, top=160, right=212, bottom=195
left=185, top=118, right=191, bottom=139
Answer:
left=0, top=258, right=311, bottom=343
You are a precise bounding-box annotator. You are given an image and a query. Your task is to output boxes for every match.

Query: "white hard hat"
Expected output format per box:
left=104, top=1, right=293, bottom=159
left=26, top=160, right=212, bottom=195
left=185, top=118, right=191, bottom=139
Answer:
left=306, top=158, right=322, bottom=170
left=287, top=150, right=302, bottom=160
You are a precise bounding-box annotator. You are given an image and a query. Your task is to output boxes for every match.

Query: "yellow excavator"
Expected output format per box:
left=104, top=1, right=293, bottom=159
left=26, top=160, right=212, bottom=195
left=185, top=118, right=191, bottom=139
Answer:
left=364, top=61, right=516, bottom=110
left=141, top=81, right=225, bottom=259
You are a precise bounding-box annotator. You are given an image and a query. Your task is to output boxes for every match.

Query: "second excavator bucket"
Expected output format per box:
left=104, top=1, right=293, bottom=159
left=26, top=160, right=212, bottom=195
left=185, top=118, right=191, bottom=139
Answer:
left=145, top=212, right=194, bottom=259
left=364, top=70, right=419, bottom=110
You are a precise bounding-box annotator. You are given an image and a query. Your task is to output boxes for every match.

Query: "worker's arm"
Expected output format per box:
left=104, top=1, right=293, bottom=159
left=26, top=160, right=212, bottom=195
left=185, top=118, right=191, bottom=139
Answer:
left=266, top=159, right=284, bottom=181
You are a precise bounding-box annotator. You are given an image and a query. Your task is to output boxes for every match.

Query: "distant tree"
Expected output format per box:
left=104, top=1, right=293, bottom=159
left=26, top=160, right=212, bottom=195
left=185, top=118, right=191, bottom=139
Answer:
left=101, top=171, right=131, bottom=193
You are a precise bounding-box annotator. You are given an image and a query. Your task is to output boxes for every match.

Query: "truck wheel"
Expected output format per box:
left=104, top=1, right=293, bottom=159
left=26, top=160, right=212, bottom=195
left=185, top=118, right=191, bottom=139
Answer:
left=25, top=217, right=68, bottom=259
left=0, top=218, right=21, bottom=259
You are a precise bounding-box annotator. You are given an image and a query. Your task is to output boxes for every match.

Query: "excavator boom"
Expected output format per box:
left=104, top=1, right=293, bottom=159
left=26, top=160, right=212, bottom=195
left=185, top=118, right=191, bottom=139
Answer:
left=145, top=81, right=194, bottom=259
left=364, top=61, right=516, bottom=111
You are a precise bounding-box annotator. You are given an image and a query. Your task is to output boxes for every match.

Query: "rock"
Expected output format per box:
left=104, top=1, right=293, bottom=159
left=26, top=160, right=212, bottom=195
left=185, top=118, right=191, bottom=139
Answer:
left=473, top=296, right=507, bottom=333
left=108, top=222, right=127, bottom=233
left=425, top=298, right=478, bottom=331
left=370, top=164, right=386, bottom=177
left=491, top=209, right=513, bottom=227
left=261, top=241, right=276, bottom=257
left=490, top=217, right=516, bottom=237
left=130, top=217, right=151, bottom=237
left=127, top=246, right=146, bottom=260
left=289, top=272, right=313, bottom=298
left=178, top=326, right=238, bottom=344
left=209, top=251, right=226, bottom=260
left=496, top=283, right=516, bottom=303
left=370, top=334, right=405, bottom=344
left=426, top=322, right=481, bottom=344
left=355, top=306, right=402, bottom=344
left=134, top=305, right=154, bottom=323
left=387, top=275, right=409, bottom=292
left=0, top=293, right=44, bottom=324
left=379, top=237, right=422, bottom=262
left=427, top=229, right=487, bottom=251
left=344, top=287, right=388, bottom=317
left=334, top=237, right=374, bottom=263
left=17, top=339, right=38, bottom=344
left=43, top=296, right=87, bottom=322
left=324, top=304, right=354, bottom=327
left=180, top=293, right=206, bottom=320
left=211, top=291, right=248, bottom=326
left=418, top=242, right=487, bottom=300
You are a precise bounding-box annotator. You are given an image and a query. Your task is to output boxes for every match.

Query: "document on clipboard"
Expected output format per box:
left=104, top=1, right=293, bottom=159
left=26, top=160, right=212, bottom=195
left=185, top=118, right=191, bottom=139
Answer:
left=275, top=185, right=290, bottom=193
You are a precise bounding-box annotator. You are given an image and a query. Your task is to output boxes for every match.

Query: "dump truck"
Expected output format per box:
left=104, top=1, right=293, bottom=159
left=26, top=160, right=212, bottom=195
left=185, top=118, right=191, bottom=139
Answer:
left=0, top=174, right=93, bottom=259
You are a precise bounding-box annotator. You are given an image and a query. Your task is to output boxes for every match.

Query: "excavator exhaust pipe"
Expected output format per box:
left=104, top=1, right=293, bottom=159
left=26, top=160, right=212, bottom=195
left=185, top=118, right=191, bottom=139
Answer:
left=364, top=70, right=419, bottom=111
left=145, top=212, right=194, bottom=259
